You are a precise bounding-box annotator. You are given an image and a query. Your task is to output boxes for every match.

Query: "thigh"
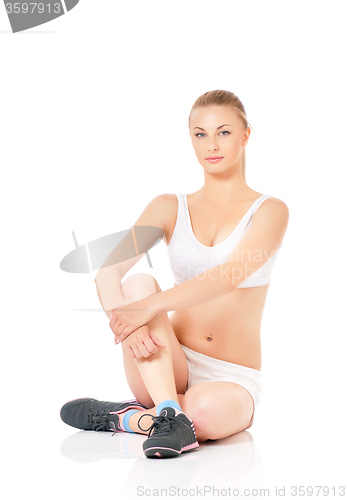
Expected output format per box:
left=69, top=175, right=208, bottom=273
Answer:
left=179, top=381, right=255, bottom=441
left=120, top=273, right=188, bottom=406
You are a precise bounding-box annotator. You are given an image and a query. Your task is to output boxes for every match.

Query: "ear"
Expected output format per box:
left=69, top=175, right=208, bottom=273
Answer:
left=243, top=127, right=251, bottom=146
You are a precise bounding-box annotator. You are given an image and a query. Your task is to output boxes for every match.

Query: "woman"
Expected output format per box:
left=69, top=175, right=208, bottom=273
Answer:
left=60, top=89, right=289, bottom=459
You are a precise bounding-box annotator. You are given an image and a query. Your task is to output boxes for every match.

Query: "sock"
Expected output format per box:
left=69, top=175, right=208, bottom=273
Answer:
left=156, top=399, right=182, bottom=415
left=118, top=409, right=138, bottom=433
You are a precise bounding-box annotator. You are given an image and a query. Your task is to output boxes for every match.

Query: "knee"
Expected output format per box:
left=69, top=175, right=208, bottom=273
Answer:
left=121, top=273, right=161, bottom=301
left=182, top=388, right=215, bottom=442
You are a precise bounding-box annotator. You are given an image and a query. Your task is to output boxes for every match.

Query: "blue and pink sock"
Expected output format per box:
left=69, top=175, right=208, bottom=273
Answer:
left=118, top=399, right=182, bottom=433
left=118, top=409, right=138, bottom=432
left=156, top=399, right=182, bottom=415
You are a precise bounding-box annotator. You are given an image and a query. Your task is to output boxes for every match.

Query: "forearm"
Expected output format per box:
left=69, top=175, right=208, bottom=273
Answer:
left=95, top=266, right=126, bottom=317
left=144, top=262, right=232, bottom=314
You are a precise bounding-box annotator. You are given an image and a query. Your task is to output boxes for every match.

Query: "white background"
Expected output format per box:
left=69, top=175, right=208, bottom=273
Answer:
left=1, top=1, right=346, bottom=499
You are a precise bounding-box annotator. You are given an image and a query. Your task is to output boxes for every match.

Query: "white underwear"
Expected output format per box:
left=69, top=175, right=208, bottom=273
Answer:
left=180, top=344, right=263, bottom=415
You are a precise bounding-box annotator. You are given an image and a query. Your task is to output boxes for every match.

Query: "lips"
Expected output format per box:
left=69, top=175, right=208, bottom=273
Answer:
left=206, top=157, right=223, bottom=163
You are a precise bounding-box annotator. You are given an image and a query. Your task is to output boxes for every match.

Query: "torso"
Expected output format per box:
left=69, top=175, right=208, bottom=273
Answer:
left=163, top=190, right=271, bottom=371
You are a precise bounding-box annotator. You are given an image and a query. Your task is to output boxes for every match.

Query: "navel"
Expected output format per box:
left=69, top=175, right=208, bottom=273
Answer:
left=207, top=333, right=213, bottom=342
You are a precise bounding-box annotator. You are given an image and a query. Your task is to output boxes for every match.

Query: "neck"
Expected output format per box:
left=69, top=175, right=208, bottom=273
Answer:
left=198, top=171, right=250, bottom=205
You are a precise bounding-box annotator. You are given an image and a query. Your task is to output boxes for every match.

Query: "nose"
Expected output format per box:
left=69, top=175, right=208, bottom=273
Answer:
left=207, top=142, right=219, bottom=152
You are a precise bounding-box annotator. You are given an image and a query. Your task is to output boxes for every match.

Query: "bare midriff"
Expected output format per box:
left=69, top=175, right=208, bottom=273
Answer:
left=169, top=282, right=269, bottom=371
left=164, top=190, right=272, bottom=372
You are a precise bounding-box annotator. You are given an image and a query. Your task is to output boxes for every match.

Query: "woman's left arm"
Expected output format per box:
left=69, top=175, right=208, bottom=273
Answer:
left=111, top=197, right=289, bottom=341
left=109, top=264, right=231, bottom=342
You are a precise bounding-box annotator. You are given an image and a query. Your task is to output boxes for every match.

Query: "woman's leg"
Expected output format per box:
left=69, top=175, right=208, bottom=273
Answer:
left=177, top=381, right=255, bottom=442
left=116, top=273, right=189, bottom=434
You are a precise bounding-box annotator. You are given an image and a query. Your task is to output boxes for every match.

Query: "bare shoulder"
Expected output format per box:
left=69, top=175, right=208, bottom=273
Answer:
left=134, top=193, right=178, bottom=244
left=261, top=196, right=289, bottom=218
left=254, top=196, right=290, bottom=234
left=154, top=193, right=179, bottom=244
left=154, top=193, right=178, bottom=208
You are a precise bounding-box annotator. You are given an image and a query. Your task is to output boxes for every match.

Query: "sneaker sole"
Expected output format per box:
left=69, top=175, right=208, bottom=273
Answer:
left=144, top=441, right=199, bottom=458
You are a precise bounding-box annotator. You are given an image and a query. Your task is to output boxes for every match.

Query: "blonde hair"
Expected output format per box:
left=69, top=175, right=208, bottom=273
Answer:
left=188, top=89, right=253, bottom=181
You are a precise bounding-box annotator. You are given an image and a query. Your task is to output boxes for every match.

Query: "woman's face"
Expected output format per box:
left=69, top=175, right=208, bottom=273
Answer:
left=189, top=105, right=250, bottom=173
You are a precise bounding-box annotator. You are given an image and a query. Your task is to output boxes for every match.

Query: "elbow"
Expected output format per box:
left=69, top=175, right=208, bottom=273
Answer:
left=227, top=280, right=237, bottom=293
left=218, top=263, right=237, bottom=293
left=95, top=264, right=122, bottom=282
left=94, top=267, right=107, bottom=284
left=224, top=274, right=236, bottom=294
left=95, top=268, right=103, bottom=283
left=225, top=269, right=239, bottom=293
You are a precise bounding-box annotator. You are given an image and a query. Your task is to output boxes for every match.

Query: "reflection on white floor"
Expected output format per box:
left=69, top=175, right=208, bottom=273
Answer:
left=60, top=428, right=266, bottom=497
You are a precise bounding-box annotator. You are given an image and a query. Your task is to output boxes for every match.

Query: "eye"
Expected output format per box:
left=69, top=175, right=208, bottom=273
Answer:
left=195, top=130, right=230, bottom=138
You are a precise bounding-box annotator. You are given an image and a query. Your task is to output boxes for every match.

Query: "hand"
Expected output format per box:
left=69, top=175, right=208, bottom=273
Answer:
left=109, top=297, right=157, bottom=342
left=122, top=325, right=167, bottom=359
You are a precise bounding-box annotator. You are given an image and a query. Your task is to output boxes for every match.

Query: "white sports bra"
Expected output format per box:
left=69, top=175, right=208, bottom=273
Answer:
left=166, top=193, right=282, bottom=288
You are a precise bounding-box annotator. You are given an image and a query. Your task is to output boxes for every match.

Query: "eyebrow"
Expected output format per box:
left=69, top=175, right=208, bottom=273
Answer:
left=193, top=124, right=233, bottom=131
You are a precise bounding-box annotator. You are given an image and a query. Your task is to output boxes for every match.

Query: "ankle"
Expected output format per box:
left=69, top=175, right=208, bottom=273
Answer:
left=156, top=399, right=182, bottom=415
left=128, top=408, right=156, bottom=434
left=118, top=409, right=138, bottom=433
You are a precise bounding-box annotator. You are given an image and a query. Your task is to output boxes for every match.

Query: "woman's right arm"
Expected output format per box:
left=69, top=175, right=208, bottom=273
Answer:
left=94, top=194, right=171, bottom=320
left=95, top=268, right=125, bottom=320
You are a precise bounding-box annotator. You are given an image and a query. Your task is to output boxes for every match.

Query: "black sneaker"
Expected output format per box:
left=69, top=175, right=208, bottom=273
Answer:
left=60, top=397, right=148, bottom=433
left=138, top=407, right=199, bottom=458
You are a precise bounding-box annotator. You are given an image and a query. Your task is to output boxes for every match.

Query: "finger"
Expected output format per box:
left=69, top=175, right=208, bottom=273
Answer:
left=129, top=343, right=142, bottom=359
left=114, top=332, right=123, bottom=345
left=142, top=336, right=159, bottom=354
left=111, top=312, right=126, bottom=331
left=116, top=317, right=126, bottom=330
left=117, top=326, right=135, bottom=343
left=110, top=321, right=122, bottom=335
left=136, top=341, right=153, bottom=358
left=109, top=309, right=117, bottom=329
left=114, top=321, right=127, bottom=339
left=121, top=337, right=134, bottom=356
left=149, top=331, right=167, bottom=348
left=125, top=345, right=135, bottom=358
left=109, top=314, right=119, bottom=333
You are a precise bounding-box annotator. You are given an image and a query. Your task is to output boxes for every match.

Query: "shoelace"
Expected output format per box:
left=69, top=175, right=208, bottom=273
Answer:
left=89, top=411, right=117, bottom=433
left=137, top=412, right=191, bottom=437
